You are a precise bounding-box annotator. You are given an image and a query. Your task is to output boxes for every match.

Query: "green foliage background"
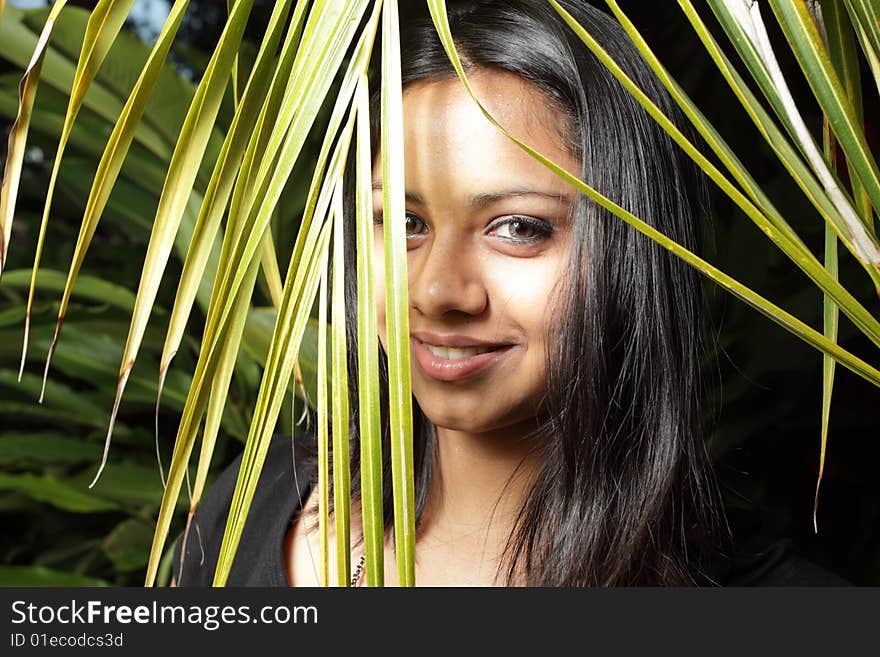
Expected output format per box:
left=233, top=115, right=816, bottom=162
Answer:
left=0, top=0, right=320, bottom=586
left=0, top=0, right=877, bottom=585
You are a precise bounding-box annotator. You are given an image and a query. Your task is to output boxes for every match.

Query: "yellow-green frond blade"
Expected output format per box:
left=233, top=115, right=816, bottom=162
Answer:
left=331, top=180, right=351, bottom=586
left=213, top=85, right=366, bottom=587
left=381, top=0, right=415, bottom=588
left=177, top=0, right=375, bottom=466
left=160, top=0, right=376, bottom=587
left=91, top=0, right=256, bottom=491
left=769, top=1, right=880, bottom=247
left=0, top=7, right=169, bottom=156
left=45, top=0, right=191, bottom=403
left=194, top=262, right=260, bottom=509
left=172, top=254, right=258, bottom=585
left=355, top=71, right=384, bottom=587
left=817, top=225, right=838, bottom=531
left=550, top=0, right=880, bottom=351
left=260, top=231, right=284, bottom=309
left=196, top=0, right=371, bottom=373
left=821, top=0, right=874, bottom=231
left=22, top=0, right=135, bottom=381
left=227, top=0, right=239, bottom=108
left=619, top=0, right=880, bottom=346
left=317, top=254, right=330, bottom=587
left=0, top=0, right=67, bottom=282
left=841, top=0, right=880, bottom=94
left=216, top=217, right=334, bottom=586
left=701, top=0, right=880, bottom=291
left=156, top=0, right=297, bottom=416
left=153, top=0, right=375, bottom=588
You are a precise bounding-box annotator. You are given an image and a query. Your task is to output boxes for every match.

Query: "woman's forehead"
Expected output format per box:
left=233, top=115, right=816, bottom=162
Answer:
left=372, top=70, right=581, bottom=203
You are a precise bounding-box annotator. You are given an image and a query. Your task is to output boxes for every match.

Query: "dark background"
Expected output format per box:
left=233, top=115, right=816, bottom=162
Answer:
left=0, top=0, right=877, bottom=585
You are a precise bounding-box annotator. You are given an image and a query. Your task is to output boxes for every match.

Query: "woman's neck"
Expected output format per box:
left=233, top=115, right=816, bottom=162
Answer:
left=411, top=422, right=541, bottom=585
left=286, top=422, right=543, bottom=587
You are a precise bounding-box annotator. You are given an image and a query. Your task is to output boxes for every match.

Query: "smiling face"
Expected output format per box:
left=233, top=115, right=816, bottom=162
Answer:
left=372, top=69, right=581, bottom=438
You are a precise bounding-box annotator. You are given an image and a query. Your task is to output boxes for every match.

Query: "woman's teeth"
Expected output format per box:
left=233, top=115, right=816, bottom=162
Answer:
left=423, top=344, right=495, bottom=360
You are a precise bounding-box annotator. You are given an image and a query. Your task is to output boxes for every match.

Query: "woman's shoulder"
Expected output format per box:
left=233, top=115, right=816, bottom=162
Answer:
left=172, top=433, right=316, bottom=586
left=696, top=521, right=850, bottom=586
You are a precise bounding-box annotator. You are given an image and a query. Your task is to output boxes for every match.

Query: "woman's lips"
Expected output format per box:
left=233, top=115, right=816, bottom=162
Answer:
left=411, top=337, right=514, bottom=382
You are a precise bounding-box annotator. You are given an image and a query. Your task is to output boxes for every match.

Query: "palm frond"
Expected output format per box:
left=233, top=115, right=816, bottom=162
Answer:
left=154, top=0, right=299, bottom=462
left=0, top=1, right=68, bottom=285
left=427, top=0, right=880, bottom=389
left=91, top=0, right=258, bottom=491
left=2, top=0, right=877, bottom=589
left=22, top=0, right=136, bottom=385
left=380, top=0, right=416, bottom=588
left=330, top=181, right=352, bottom=586
left=354, top=71, right=384, bottom=587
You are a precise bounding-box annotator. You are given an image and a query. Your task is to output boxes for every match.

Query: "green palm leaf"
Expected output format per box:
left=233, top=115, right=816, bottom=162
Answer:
left=21, top=0, right=136, bottom=382
left=209, top=0, right=383, bottom=585
left=355, top=71, right=384, bottom=587
left=90, top=0, right=256, bottom=491
left=153, top=0, right=299, bottom=488
left=145, top=0, right=375, bottom=587
left=0, top=268, right=137, bottom=313
left=157, top=0, right=298, bottom=390
left=380, top=0, right=415, bottom=588
left=331, top=182, right=352, bottom=586
left=768, top=0, right=880, bottom=240
left=841, top=0, right=880, bottom=94
left=591, top=1, right=880, bottom=346
left=427, top=0, right=880, bottom=389
left=44, top=0, right=191, bottom=405
left=705, top=0, right=879, bottom=277
left=0, top=0, right=68, bottom=284
left=317, top=252, right=330, bottom=586
left=821, top=0, right=873, bottom=228
left=0, top=7, right=170, bottom=157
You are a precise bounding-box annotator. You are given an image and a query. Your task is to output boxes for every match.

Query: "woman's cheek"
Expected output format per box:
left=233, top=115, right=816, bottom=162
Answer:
left=488, top=257, right=563, bottom=329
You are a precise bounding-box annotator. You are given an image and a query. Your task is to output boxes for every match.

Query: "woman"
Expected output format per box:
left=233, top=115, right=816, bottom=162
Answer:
left=173, top=0, right=837, bottom=587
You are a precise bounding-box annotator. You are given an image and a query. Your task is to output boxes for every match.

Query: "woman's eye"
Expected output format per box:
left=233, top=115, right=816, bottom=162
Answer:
left=373, top=211, right=428, bottom=238
left=404, top=212, right=428, bottom=237
left=488, top=216, right=552, bottom=243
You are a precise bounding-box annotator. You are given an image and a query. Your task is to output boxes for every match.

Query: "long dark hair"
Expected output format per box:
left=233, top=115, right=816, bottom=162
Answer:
left=322, top=0, right=724, bottom=586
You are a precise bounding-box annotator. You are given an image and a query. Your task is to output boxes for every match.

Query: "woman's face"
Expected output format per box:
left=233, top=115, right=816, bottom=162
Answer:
left=372, top=69, right=580, bottom=437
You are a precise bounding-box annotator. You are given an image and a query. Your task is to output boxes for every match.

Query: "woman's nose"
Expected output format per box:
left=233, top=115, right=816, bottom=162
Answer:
left=409, top=233, right=488, bottom=319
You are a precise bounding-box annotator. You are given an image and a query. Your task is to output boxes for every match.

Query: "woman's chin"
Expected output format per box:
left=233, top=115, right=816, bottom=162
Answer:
left=420, top=405, right=535, bottom=438
left=420, top=408, right=494, bottom=435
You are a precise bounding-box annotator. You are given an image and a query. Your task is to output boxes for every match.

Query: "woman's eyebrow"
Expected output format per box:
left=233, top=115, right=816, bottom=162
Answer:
left=468, top=189, right=574, bottom=209
left=372, top=181, right=424, bottom=206
left=371, top=182, right=574, bottom=208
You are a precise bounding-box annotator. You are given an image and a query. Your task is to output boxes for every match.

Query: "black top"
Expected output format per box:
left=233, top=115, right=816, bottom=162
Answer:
left=172, top=433, right=849, bottom=587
